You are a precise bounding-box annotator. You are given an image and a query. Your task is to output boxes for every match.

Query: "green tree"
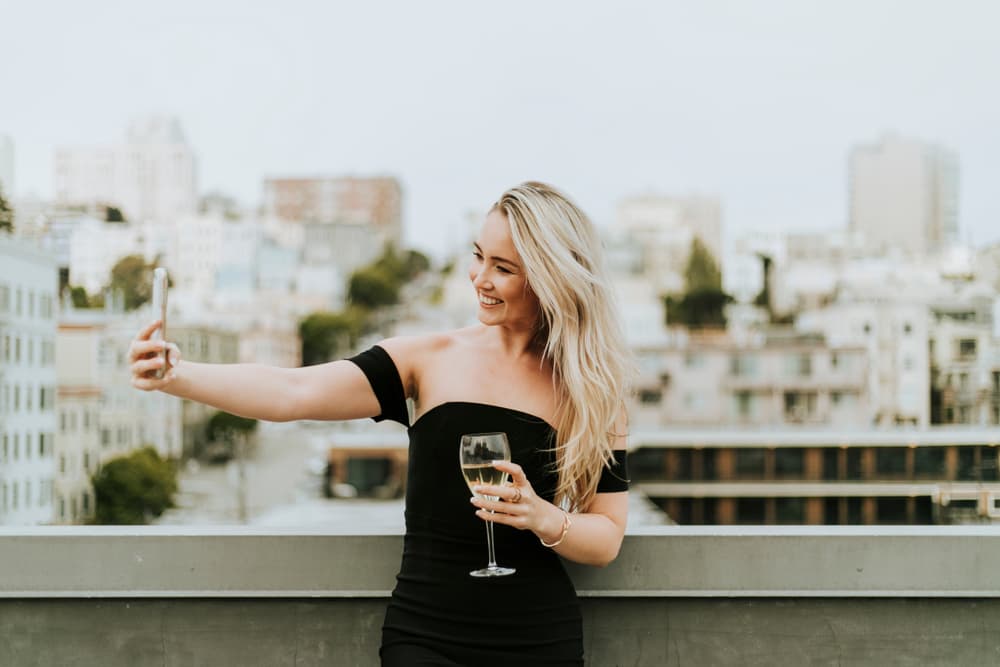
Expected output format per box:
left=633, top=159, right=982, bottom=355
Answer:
left=91, top=447, right=178, bottom=525
left=69, top=285, right=92, bottom=309
left=663, top=237, right=732, bottom=329
left=105, top=205, right=126, bottom=222
left=299, top=308, right=367, bottom=365
left=684, top=237, right=722, bottom=291
left=203, top=411, right=259, bottom=462
left=206, top=410, right=259, bottom=443
left=348, top=267, right=399, bottom=309
left=107, top=255, right=167, bottom=311
left=0, top=185, right=13, bottom=233
left=372, top=244, right=430, bottom=283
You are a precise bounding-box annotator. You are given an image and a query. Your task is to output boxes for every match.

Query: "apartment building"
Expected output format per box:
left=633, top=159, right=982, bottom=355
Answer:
left=0, top=236, right=58, bottom=525
left=630, top=329, right=869, bottom=429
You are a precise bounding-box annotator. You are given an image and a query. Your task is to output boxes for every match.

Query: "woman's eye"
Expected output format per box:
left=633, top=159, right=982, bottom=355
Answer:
left=497, top=266, right=511, bottom=274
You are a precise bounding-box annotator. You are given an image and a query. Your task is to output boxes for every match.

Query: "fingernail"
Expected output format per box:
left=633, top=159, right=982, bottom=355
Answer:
left=473, top=486, right=483, bottom=493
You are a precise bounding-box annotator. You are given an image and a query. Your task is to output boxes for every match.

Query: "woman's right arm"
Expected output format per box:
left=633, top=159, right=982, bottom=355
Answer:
left=129, top=319, right=382, bottom=423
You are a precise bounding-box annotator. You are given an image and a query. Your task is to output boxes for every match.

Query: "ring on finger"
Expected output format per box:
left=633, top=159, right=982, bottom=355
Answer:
left=510, top=488, right=522, bottom=503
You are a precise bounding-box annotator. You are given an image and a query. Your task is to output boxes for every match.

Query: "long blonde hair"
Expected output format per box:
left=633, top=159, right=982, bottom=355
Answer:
left=493, top=182, right=634, bottom=511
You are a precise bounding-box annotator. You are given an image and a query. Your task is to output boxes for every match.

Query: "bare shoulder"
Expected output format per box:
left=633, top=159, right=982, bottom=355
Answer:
left=376, top=330, right=466, bottom=397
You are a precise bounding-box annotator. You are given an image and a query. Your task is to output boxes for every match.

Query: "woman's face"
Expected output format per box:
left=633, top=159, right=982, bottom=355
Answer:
left=468, top=209, right=541, bottom=331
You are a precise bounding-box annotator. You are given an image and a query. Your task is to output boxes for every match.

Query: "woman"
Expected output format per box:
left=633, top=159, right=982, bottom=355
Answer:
left=130, top=181, right=633, bottom=666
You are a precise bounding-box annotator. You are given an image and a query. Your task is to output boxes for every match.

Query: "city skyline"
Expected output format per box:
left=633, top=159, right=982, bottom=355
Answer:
left=2, top=1, right=1000, bottom=257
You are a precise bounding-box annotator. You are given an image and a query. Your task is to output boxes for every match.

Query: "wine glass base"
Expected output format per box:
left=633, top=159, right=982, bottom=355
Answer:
left=469, top=566, right=516, bottom=577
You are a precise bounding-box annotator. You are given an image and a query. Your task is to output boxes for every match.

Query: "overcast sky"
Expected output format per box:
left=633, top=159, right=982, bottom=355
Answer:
left=2, top=0, right=998, bottom=258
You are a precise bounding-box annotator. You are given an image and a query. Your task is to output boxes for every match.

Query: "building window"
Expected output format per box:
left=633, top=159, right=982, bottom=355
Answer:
left=903, top=322, right=912, bottom=335
left=736, top=498, right=766, bottom=524
left=730, top=354, right=757, bottom=377
left=823, top=449, right=840, bottom=480
left=734, top=391, right=753, bottom=419
left=775, top=448, right=805, bottom=477
left=735, top=449, right=766, bottom=478
left=876, top=498, right=908, bottom=524
left=785, top=354, right=811, bottom=377
left=684, top=352, right=703, bottom=368
left=101, top=429, right=111, bottom=447
left=783, top=392, right=817, bottom=422
left=638, top=389, right=662, bottom=405
left=957, top=339, right=977, bottom=359
left=914, top=448, right=945, bottom=476
left=776, top=498, right=805, bottom=524
left=876, top=448, right=907, bottom=476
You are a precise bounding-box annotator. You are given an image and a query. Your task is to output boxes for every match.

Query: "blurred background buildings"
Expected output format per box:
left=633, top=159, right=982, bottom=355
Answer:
left=3, top=115, right=999, bottom=528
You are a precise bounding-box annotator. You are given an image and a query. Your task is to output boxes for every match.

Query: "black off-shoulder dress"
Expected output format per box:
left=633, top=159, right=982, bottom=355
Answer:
left=348, top=346, right=629, bottom=667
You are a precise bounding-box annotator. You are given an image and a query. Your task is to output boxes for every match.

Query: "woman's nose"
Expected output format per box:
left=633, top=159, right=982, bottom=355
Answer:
left=471, top=268, right=491, bottom=289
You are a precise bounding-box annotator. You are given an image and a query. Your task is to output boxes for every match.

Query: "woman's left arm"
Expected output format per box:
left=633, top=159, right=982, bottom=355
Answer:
left=471, top=413, right=628, bottom=568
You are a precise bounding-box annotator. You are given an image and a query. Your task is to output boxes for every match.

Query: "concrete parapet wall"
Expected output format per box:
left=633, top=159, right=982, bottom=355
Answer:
left=2, top=526, right=1000, bottom=665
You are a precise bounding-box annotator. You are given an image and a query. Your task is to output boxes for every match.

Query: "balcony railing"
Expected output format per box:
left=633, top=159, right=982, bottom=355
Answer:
left=3, top=526, right=1000, bottom=665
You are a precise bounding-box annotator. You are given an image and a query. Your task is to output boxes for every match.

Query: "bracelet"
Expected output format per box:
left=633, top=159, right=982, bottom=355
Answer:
left=540, top=510, right=572, bottom=548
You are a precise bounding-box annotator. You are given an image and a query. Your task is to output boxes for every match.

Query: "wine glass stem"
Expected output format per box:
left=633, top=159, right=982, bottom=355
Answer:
left=486, top=511, right=498, bottom=568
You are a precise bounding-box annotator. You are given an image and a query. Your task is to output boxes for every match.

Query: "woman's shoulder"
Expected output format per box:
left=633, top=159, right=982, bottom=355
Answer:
left=376, top=326, right=479, bottom=359
left=375, top=327, right=481, bottom=395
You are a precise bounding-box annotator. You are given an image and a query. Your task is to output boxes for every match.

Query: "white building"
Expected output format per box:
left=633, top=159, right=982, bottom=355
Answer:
left=797, top=299, right=930, bottom=427
left=55, top=310, right=183, bottom=524
left=629, top=329, right=869, bottom=429
left=54, top=115, right=197, bottom=224
left=929, top=293, right=1000, bottom=426
left=849, top=133, right=958, bottom=257
left=67, top=217, right=146, bottom=294
left=0, top=235, right=58, bottom=525
left=615, top=194, right=723, bottom=295
left=0, top=134, right=13, bottom=198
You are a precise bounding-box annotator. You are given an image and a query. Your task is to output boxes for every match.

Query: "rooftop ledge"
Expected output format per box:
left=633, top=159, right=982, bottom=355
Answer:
left=3, top=526, right=1000, bottom=598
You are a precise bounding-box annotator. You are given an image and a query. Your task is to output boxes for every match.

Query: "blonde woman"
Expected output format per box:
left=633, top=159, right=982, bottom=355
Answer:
left=130, top=181, right=633, bottom=666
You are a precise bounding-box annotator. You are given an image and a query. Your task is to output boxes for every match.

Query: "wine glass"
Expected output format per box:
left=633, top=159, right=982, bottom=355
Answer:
left=460, top=432, right=516, bottom=577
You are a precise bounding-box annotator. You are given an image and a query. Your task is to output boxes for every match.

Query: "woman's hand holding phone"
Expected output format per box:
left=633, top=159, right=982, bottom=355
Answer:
left=129, top=319, right=181, bottom=391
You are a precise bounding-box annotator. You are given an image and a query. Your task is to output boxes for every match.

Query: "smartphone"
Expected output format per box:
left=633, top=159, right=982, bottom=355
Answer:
left=151, top=267, right=169, bottom=379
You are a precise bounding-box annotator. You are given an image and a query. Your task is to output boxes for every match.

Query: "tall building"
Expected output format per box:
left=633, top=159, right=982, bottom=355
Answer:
left=262, top=176, right=402, bottom=246
left=849, top=134, right=958, bottom=257
left=0, top=134, right=13, bottom=198
left=615, top=194, right=723, bottom=295
left=0, top=235, right=59, bottom=525
left=54, top=115, right=197, bottom=224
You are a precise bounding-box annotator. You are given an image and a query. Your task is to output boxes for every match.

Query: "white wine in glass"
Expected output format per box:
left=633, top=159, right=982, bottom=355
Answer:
left=460, top=432, right=516, bottom=577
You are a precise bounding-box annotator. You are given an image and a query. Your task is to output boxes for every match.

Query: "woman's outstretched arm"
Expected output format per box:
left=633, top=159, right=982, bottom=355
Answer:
left=129, top=319, right=386, bottom=423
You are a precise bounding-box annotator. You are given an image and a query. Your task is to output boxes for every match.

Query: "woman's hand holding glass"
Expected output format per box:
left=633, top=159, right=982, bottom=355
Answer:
left=470, top=460, right=567, bottom=547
